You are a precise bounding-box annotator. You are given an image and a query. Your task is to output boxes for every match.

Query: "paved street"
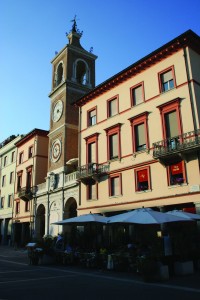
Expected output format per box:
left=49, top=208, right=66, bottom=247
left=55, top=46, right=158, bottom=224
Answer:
left=0, top=247, right=200, bottom=300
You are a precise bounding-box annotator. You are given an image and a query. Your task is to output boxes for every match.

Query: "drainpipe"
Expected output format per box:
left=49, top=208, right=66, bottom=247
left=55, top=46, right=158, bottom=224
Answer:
left=183, top=47, right=197, bottom=131
left=78, top=106, right=82, bottom=207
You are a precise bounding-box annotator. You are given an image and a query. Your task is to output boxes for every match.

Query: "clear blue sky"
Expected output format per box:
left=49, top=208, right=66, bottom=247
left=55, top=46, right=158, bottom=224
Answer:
left=1, top=0, right=200, bottom=143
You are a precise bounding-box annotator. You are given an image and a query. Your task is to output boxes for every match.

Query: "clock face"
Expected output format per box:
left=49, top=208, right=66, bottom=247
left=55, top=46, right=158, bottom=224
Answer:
left=51, top=139, right=62, bottom=162
left=52, top=100, right=63, bottom=122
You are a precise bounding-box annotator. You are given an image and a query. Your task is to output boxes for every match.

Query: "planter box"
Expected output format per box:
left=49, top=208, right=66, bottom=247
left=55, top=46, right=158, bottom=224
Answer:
left=174, top=261, right=194, bottom=275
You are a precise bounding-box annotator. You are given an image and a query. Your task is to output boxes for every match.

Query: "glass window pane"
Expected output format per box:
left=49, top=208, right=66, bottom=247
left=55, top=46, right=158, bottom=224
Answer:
left=135, top=123, right=146, bottom=151
left=110, top=134, right=118, bottom=159
left=109, top=99, right=118, bottom=117
left=133, top=85, right=143, bottom=105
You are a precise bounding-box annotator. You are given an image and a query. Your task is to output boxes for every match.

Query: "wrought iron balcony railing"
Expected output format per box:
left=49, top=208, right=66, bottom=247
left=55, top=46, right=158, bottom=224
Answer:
left=153, top=129, right=200, bottom=160
left=77, top=163, right=110, bottom=182
left=18, top=186, right=37, bottom=201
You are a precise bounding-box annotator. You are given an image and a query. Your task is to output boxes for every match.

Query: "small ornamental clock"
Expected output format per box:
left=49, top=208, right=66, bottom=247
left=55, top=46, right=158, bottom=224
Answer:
left=52, top=100, right=63, bottom=122
left=51, top=139, right=62, bottom=162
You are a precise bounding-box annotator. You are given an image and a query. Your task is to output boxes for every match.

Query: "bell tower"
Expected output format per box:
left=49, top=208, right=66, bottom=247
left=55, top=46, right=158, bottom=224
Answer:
left=48, top=18, right=97, bottom=174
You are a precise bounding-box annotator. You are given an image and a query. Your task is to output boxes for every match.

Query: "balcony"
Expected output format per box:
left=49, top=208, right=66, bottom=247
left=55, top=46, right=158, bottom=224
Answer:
left=153, top=129, right=200, bottom=163
left=18, top=186, right=36, bottom=201
left=77, top=163, right=110, bottom=184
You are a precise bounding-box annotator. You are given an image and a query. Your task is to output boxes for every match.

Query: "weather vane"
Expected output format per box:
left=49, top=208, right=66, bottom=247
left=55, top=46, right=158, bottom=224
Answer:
left=71, top=15, right=78, bottom=32
left=66, top=15, right=83, bottom=36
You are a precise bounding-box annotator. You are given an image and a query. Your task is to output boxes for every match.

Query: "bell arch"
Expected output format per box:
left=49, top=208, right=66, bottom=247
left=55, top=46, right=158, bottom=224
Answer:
left=73, top=59, right=90, bottom=86
left=54, top=61, right=64, bottom=87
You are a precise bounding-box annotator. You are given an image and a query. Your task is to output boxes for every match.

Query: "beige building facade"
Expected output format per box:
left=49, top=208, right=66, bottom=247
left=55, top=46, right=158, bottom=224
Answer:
left=75, top=30, right=200, bottom=216
left=13, top=129, right=49, bottom=246
left=0, top=135, right=23, bottom=244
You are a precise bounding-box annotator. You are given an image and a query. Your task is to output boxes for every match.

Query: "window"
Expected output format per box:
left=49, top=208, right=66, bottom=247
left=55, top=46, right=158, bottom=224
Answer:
left=10, top=172, right=14, bottom=184
left=85, top=134, right=99, bottom=164
left=109, top=174, right=122, bottom=197
left=17, top=172, right=22, bottom=191
left=109, top=134, right=118, bottom=159
left=129, top=112, right=149, bottom=153
left=28, top=146, right=33, bottom=158
left=108, top=97, right=118, bottom=117
left=165, top=111, right=179, bottom=138
left=19, top=152, right=24, bottom=164
left=88, top=108, right=97, bottom=126
left=76, top=60, right=88, bottom=85
left=16, top=201, right=20, bottom=214
left=26, top=170, right=32, bottom=189
left=2, top=175, right=6, bottom=187
left=87, top=183, right=97, bottom=200
left=158, top=98, right=182, bottom=142
left=25, top=201, right=30, bottom=212
left=11, top=151, right=15, bottom=163
left=159, top=67, right=175, bottom=93
left=131, top=83, right=144, bottom=106
left=0, top=197, right=4, bottom=209
left=105, top=124, right=121, bottom=161
left=168, top=161, right=185, bottom=186
left=55, top=62, right=63, bottom=86
left=8, top=195, right=12, bottom=207
left=135, top=167, right=150, bottom=192
left=4, top=156, right=7, bottom=166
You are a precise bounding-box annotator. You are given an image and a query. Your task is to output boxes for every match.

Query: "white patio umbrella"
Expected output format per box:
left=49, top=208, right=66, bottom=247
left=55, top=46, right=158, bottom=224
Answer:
left=107, top=207, right=191, bottom=224
left=166, top=210, right=200, bottom=220
left=52, top=213, right=109, bottom=225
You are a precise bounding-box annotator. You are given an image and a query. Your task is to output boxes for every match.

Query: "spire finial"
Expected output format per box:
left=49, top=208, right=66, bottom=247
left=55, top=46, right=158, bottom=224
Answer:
left=71, top=15, right=78, bottom=32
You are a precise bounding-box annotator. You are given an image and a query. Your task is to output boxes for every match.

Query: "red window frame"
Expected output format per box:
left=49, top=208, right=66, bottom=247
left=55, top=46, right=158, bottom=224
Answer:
left=158, top=98, right=182, bottom=140
left=129, top=112, right=149, bottom=153
left=87, top=106, right=97, bottom=127
left=167, top=160, right=186, bottom=186
left=130, top=82, right=145, bottom=106
left=107, top=95, right=119, bottom=118
left=105, top=124, right=122, bottom=161
left=28, top=146, right=33, bottom=158
left=16, top=171, right=23, bottom=192
left=87, top=182, right=98, bottom=200
left=19, top=151, right=24, bottom=164
left=25, top=200, right=30, bottom=212
left=135, top=166, right=151, bottom=192
left=158, top=66, right=176, bottom=93
left=85, top=133, right=99, bottom=164
left=16, top=200, right=20, bottom=214
left=109, top=173, right=122, bottom=197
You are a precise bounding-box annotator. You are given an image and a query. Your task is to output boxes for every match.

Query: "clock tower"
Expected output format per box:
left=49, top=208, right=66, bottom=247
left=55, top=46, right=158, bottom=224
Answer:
left=48, top=18, right=97, bottom=174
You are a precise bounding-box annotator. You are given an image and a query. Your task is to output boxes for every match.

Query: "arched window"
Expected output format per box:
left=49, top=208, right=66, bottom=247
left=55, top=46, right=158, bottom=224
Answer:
left=55, top=62, right=64, bottom=87
left=73, top=59, right=90, bottom=86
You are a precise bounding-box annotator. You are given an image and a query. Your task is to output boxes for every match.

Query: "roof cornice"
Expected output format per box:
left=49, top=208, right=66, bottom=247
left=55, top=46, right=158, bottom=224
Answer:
left=75, top=30, right=200, bottom=107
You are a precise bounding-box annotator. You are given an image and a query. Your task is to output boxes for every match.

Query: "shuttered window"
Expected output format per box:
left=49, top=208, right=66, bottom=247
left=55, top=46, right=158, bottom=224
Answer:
left=132, top=85, right=143, bottom=105
left=135, top=123, right=146, bottom=151
left=165, top=111, right=179, bottom=138
left=108, top=98, right=118, bottom=117
left=110, top=176, right=120, bottom=196
left=88, top=142, right=96, bottom=163
left=109, top=133, right=118, bottom=159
